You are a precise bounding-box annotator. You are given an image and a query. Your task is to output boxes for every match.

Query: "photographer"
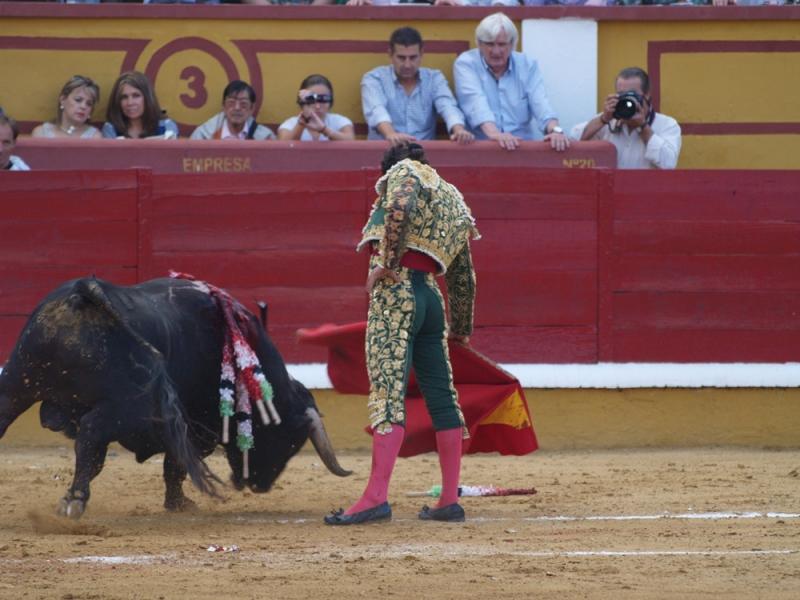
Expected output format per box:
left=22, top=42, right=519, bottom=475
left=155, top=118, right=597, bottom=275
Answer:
left=571, top=67, right=681, bottom=169
left=278, top=74, right=354, bottom=141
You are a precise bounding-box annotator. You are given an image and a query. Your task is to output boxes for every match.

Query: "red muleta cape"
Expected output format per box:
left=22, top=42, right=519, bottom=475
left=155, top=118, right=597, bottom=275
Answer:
left=298, top=322, right=538, bottom=457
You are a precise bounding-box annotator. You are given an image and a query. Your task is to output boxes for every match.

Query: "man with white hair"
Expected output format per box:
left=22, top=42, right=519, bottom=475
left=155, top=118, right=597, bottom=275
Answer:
left=453, top=12, right=569, bottom=152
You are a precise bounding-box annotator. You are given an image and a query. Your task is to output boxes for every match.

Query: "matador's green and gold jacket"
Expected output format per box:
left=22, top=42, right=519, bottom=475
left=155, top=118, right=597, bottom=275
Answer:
left=357, top=158, right=480, bottom=336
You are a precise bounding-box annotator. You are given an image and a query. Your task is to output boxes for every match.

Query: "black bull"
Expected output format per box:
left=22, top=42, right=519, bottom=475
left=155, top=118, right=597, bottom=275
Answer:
left=0, top=277, right=351, bottom=518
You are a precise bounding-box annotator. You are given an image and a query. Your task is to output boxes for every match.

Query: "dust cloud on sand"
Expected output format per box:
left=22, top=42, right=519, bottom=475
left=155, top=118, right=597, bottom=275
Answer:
left=27, top=510, right=112, bottom=537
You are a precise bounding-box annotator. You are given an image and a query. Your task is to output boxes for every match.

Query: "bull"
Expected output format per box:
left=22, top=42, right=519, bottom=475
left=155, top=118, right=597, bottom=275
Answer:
left=0, top=276, right=351, bottom=519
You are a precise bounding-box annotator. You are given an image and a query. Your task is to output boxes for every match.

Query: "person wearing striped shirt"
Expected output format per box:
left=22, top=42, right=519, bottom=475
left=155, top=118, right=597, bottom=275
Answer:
left=361, top=27, right=474, bottom=146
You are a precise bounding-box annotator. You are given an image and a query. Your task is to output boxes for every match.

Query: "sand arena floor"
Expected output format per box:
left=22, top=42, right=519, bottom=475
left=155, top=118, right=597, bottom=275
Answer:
left=0, top=445, right=799, bottom=599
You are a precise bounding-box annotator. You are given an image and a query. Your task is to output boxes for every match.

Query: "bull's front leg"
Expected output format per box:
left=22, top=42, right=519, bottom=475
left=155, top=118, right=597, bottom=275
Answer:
left=163, top=453, right=197, bottom=512
left=58, top=408, right=113, bottom=519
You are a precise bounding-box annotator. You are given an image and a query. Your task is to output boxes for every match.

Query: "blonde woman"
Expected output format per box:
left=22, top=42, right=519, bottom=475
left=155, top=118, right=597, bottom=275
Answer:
left=32, top=75, right=102, bottom=139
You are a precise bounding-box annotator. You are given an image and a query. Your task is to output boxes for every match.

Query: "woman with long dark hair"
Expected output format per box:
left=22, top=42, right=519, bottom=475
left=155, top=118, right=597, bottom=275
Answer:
left=102, top=71, right=178, bottom=139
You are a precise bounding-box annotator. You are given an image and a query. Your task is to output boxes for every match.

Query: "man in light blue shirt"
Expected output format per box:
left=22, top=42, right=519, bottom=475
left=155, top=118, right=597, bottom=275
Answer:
left=454, top=12, right=569, bottom=152
left=361, top=27, right=474, bottom=146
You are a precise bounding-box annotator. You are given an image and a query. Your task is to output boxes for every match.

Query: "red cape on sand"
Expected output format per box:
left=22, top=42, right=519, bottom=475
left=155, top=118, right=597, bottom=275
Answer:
left=298, top=322, right=538, bottom=457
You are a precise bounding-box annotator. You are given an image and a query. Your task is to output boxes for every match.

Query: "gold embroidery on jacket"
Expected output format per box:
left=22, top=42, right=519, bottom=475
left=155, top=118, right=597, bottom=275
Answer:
left=358, top=159, right=480, bottom=275
left=366, top=258, right=415, bottom=433
left=365, top=259, right=467, bottom=437
left=362, top=160, right=477, bottom=434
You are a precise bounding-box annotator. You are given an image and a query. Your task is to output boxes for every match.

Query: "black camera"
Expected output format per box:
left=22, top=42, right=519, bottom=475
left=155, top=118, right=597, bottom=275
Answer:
left=298, top=93, right=333, bottom=106
left=613, top=91, right=643, bottom=120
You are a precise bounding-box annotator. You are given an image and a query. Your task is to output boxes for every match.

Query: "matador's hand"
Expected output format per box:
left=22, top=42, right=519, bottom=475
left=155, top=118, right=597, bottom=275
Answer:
left=366, top=266, right=401, bottom=294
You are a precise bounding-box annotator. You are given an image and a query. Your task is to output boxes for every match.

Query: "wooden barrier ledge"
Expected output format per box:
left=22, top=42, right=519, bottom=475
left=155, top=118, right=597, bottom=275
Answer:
left=12, top=139, right=617, bottom=173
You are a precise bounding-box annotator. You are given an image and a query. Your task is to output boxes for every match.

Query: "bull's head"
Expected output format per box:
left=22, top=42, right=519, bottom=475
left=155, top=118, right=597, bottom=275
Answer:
left=226, top=379, right=351, bottom=493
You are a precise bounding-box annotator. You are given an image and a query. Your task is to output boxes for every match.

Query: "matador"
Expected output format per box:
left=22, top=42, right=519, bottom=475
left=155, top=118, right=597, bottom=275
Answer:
left=325, top=143, right=479, bottom=525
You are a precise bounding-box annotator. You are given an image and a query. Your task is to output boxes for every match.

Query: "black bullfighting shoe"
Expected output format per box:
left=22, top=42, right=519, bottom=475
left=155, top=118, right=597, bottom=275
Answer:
left=324, top=502, right=392, bottom=525
left=418, top=503, right=466, bottom=522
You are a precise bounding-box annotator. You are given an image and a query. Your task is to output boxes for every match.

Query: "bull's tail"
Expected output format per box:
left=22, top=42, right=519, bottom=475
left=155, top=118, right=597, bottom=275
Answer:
left=151, top=361, right=221, bottom=497
left=72, top=278, right=221, bottom=497
left=0, top=367, right=34, bottom=439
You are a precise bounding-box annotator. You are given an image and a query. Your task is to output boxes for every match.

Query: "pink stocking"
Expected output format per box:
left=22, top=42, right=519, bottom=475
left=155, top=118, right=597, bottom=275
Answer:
left=435, top=428, right=463, bottom=508
left=345, top=424, right=405, bottom=515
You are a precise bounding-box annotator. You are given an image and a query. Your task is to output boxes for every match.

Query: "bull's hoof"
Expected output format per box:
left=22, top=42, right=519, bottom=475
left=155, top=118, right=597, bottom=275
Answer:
left=164, top=496, right=197, bottom=512
left=230, top=474, right=246, bottom=491
left=57, top=497, right=86, bottom=520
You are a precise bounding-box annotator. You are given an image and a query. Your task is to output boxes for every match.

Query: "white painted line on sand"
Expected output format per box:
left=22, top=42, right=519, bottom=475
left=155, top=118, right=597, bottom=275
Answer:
left=2, top=543, right=797, bottom=569
left=51, top=548, right=799, bottom=566
left=232, top=510, right=800, bottom=525
left=519, top=511, right=800, bottom=523
left=63, top=554, right=172, bottom=565
left=517, top=550, right=798, bottom=558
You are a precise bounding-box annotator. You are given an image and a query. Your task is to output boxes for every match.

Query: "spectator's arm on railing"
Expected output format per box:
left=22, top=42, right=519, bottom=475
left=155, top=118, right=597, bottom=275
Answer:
left=361, top=70, right=393, bottom=135
left=479, top=122, right=521, bottom=151
left=430, top=70, right=472, bottom=144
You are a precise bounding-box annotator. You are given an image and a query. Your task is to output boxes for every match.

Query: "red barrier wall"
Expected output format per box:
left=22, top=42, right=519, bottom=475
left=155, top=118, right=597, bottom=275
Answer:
left=1, top=167, right=798, bottom=365
left=140, top=170, right=372, bottom=361
left=603, top=170, right=800, bottom=363
left=440, top=167, right=608, bottom=363
left=0, top=170, right=141, bottom=359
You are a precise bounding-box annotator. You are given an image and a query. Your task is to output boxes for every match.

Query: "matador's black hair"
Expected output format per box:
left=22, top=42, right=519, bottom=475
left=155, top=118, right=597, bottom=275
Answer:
left=380, top=142, right=429, bottom=174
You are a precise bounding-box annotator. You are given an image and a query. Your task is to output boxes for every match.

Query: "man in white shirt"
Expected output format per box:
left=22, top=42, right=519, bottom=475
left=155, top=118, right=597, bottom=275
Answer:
left=0, top=115, right=30, bottom=171
left=190, top=80, right=275, bottom=141
left=571, top=67, right=681, bottom=169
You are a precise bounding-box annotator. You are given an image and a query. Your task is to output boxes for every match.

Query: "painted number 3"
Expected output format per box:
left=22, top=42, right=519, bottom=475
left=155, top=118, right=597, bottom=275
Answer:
left=180, top=66, right=208, bottom=109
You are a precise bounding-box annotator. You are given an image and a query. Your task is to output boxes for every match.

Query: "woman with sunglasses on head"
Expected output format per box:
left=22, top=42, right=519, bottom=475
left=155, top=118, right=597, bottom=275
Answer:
left=102, top=71, right=179, bottom=139
left=31, top=75, right=103, bottom=139
left=278, top=74, right=355, bottom=141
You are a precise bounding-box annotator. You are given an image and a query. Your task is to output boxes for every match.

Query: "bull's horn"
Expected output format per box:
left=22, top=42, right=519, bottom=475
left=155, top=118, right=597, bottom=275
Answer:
left=306, top=407, right=352, bottom=477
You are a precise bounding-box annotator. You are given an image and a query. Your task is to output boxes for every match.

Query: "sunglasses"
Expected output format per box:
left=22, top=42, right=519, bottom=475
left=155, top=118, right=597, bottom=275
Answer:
left=298, top=93, right=332, bottom=106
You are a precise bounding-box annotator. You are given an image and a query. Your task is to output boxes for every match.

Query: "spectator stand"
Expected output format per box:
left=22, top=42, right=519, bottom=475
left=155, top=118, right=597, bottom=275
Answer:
left=1, top=4, right=798, bottom=168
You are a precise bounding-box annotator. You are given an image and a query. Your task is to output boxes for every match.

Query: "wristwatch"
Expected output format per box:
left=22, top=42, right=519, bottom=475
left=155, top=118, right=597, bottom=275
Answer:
left=550, top=125, right=564, bottom=135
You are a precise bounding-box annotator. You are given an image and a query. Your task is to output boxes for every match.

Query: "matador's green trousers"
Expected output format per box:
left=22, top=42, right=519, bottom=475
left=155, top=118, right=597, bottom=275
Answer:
left=366, top=263, right=466, bottom=435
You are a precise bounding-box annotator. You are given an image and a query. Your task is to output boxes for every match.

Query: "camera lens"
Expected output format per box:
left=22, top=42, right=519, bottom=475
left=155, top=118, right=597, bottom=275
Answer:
left=613, top=93, right=640, bottom=120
